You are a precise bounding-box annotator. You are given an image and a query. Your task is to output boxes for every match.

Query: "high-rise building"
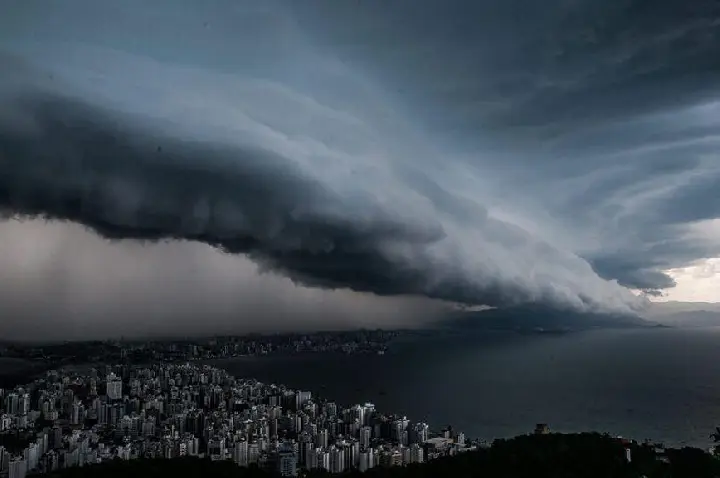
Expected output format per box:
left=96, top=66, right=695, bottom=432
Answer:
left=207, top=438, right=225, bottom=461
left=233, top=440, right=248, bottom=467
left=412, top=422, right=429, bottom=444
left=277, top=447, right=297, bottom=477
left=315, top=429, right=328, bottom=449
left=297, top=434, right=313, bottom=467
left=348, top=441, right=360, bottom=469
left=305, top=447, right=320, bottom=470
left=351, top=404, right=364, bottom=426
left=106, top=374, right=123, bottom=401
left=359, top=449, right=375, bottom=472
left=24, top=443, right=39, bottom=471
left=248, top=442, right=260, bottom=464
left=5, top=393, right=18, bottom=415
left=359, top=426, right=372, bottom=449
left=19, top=394, right=30, bottom=415
left=329, top=446, right=345, bottom=473
left=50, top=426, right=62, bottom=450
left=269, top=418, right=278, bottom=438
left=392, top=418, right=409, bottom=444
left=318, top=450, right=330, bottom=472
left=295, top=391, right=312, bottom=410
left=362, top=403, right=375, bottom=425
left=70, top=402, right=81, bottom=425
left=9, top=458, right=27, bottom=478
left=379, top=450, right=402, bottom=468
left=410, top=443, right=424, bottom=464
left=36, top=432, right=48, bottom=456
left=401, top=445, right=411, bottom=465
left=0, top=446, right=7, bottom=472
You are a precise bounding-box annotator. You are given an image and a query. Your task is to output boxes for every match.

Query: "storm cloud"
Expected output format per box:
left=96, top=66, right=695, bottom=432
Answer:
left=0, top=64, right=639, bottom=315
left=1, top=0, right=719, bottom=337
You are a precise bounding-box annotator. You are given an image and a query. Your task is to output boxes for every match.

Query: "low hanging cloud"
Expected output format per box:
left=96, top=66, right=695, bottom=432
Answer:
left=0, top=59, right=642, bottom=316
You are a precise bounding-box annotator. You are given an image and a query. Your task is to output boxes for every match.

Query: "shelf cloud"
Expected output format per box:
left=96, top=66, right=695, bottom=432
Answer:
left=1, top=0, right=719, bottom=337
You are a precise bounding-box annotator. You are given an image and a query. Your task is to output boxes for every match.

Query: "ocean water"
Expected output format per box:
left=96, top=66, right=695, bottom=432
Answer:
left=214, top=327, right=720, bottom=448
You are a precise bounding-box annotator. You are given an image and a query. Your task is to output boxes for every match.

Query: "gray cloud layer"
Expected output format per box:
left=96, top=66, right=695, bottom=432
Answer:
left=0, top=78, right=639, bottom=315
left=286, top=0, right=720, bottom=290
left=1, top=0, right=719, bottom=337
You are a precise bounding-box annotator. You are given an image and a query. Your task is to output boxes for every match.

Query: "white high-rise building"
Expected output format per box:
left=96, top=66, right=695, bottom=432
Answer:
left=362, top=403, right=375, bottom=425
left=248, top=442, right=260, bottom=464
left=348, top=441, right=360, bottom=469
left=106, top=374, right=122, bottom=400
left=351, top=404, right=364, bottom=426
left=24, top=443, right=39, bottom=471
left=233, top=440, right=248, bottom=467
left=359, top=426, right=372, bottom=450
left=318, top=450, right=330, bottom=472
left=410, top=443, right=424, bottom=464
left=9, top=458, right=27, bottom=478
left=329, top=447, right=345, bottom=473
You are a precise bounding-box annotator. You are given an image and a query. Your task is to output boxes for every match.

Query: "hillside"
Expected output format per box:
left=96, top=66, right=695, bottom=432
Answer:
left=646, top=301, right=720, bottom=315
left=441, top=304, right=652, bottom=333
left=42, top=433, right=720, bottom=478
left=644, top=302, right=720, bottom=327
left=651, top=310, right=720, bottom=328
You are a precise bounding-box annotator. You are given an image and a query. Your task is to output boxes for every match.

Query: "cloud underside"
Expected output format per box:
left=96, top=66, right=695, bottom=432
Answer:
left=285, top=0, right=720, bottom=297
left=0, top=91, right=642, bottom=315
left=1, top=0, right=720, bottom=322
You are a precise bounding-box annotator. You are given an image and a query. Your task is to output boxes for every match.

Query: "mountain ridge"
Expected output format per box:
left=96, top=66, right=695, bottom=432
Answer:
left=440, top=304, right=652, bottom=333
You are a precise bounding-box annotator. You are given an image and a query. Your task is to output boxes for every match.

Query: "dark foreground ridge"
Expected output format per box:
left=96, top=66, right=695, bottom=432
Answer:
left=42, top=434, right=719, bottom=478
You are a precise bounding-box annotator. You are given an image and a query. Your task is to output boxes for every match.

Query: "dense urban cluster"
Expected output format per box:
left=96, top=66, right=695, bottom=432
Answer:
left=0, top=330, right=400, bottom=368
left=0, top=363, right=472, bottom=478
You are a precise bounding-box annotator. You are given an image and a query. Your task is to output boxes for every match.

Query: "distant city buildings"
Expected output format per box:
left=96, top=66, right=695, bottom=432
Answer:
left=0, top=363, right=472, bottom=476
left=0, top=329, right=400, bottom=368
left=105, top=373, right=122, bottom=401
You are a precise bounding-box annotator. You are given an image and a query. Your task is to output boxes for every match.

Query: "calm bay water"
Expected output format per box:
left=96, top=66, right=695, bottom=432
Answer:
left=213, top=327, right=720, bottom=448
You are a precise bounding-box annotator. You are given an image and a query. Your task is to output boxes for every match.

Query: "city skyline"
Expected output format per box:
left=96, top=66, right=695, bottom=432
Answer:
left=0, top=361, right=454, bottom=477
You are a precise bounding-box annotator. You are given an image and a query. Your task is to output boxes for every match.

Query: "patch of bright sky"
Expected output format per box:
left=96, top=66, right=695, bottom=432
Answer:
left=655, top=257, right=720, bottom=303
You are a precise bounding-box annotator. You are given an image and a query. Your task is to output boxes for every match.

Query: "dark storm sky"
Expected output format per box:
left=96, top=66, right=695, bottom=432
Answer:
left=1, top=0, right=719, bottom=339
